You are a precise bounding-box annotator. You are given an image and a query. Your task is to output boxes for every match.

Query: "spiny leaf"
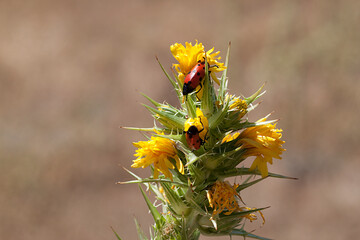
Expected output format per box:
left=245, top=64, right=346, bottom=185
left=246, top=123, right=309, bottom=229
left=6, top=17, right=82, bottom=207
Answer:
left=134, top=218, right=149, bottom=240
left=184, top=94, right=197, bottom=119
left=118, top=178, right=188, bottom=188
left=219, top=167, right=297, bottom=180
left=201, top=54, right=215, bottom=116
left=138, top=184, right=163, bottom=223
left=230, top=228, right=272, bottom=240
left=208, top=100, right=229, bottom=129
left=141, top=93, right=162, bottom=107
left=143, top=104, right=185, bottom=129
left=111, top=226, right=123, bottom=240
left=120, top=126, right=158, bottom=132
left=218, top=41, right=231, bottom=102
left=220, top=207, right=269, bottom=221
left=156, top=56, right=182, bottom=101
left=245, top=82, right=266, bottom=104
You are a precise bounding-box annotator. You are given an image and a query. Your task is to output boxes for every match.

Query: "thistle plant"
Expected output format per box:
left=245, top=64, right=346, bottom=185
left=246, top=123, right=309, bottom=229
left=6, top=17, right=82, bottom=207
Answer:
left=118, top=41, right=292, bottom=240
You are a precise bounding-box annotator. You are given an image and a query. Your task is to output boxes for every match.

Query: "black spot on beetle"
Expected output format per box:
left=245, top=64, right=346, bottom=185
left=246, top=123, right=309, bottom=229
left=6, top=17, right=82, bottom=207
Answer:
left=197, top=72, right=200, bottom=76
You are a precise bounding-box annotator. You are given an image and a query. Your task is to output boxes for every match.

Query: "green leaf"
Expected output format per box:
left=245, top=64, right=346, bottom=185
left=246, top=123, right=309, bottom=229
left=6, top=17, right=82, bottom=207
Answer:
left=138, top=184, right=162, bottom=223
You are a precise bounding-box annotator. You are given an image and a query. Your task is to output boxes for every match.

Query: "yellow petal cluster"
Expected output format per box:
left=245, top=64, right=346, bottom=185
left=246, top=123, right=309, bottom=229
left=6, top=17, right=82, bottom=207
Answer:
left=184, top=108, right=209, bottom=144
left=229, top=96, right=248, bottom=119
left=207, top=181, right=264, bottom=222
left=170, top=40, right=226, bottom=85
left=206, top=181, right=241, bottom=218
left=221, top=132, right=240, bottom=143
left=239, top=118, right=285, bottom=177
left=131, top=136, right=184, bottom=180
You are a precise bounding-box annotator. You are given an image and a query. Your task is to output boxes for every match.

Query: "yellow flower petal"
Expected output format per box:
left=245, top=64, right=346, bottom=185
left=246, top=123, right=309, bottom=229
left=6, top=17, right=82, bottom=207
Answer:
left=184, top=108, right=209, bottom=145
left=170, top=40, right=226, bottom=85
left=131, top=136, right=183, bottom=180
left=239, top=118, right=285, bottom=177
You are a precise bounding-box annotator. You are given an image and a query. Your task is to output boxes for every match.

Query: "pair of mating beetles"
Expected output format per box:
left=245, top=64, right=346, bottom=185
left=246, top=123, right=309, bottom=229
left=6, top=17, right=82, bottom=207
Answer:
left=183, top=60, right=215, bottom=150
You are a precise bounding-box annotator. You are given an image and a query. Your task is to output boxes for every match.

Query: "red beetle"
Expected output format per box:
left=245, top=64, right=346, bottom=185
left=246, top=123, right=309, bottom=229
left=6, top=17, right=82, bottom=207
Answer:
left=183, top=60, right=207, bottom=97
left=184, top=119, right=207, bottom=150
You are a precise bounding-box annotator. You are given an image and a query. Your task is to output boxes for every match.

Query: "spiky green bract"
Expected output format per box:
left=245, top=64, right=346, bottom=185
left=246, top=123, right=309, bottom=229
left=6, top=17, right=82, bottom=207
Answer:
left=217, top=42, right=231, bottom=103
left=111, top=227, right=123, bottom=240
left=121, top=43, right=290, bottom=240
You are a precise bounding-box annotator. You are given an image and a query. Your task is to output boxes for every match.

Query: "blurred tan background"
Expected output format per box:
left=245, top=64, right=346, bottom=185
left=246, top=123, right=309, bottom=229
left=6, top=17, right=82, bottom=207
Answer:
left=1, top=0, right=359, bottom=239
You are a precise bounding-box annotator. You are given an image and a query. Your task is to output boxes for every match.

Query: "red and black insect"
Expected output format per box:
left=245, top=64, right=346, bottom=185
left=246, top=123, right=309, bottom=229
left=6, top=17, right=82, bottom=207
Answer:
left=185, top=119, right=207, bottom=150
left=183, top=60, right=208, bottom=97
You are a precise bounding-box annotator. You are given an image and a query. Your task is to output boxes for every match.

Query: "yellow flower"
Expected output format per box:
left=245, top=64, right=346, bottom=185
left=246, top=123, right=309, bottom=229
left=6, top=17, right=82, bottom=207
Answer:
left=221, top=132, right=240, bottom=143
left=229, top=96, right=248, bottom=119
left=184, top=108, right=209, bottom=147
left=207, top=181, right=264, bottom=222
left=239, top=207, right=265, bottom=224
left=131, top=136, right=184, bottom=180
left=238, top=118, right=285, bottom=177
left=207, top=181, right=241, bottom=218
left=170, top=40, right=226, bottom=85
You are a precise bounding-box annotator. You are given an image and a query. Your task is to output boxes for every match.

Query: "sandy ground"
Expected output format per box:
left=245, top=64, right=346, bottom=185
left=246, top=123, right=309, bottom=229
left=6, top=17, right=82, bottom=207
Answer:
left=1, top=0, right=359, bottom=239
